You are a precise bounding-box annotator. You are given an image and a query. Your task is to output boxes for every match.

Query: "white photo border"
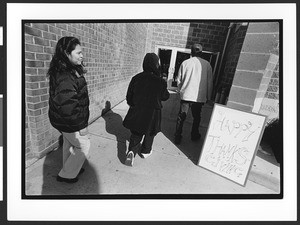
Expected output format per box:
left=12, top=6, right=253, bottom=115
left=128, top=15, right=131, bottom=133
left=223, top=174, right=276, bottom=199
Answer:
left=7, top=3, right=297, bottom=221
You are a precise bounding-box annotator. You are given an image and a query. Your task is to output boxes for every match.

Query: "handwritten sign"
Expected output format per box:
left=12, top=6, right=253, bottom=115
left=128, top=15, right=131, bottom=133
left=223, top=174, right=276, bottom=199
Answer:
left=198, top=104, right=267, bottom=186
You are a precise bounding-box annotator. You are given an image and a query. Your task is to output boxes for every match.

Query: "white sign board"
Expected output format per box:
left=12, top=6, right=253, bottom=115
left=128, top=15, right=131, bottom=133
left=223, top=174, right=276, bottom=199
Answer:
left=198, top=104, right=267, bottom=186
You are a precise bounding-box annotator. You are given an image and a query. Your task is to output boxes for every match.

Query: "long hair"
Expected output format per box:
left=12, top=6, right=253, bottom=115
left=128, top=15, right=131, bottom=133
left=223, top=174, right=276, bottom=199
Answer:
left=47, top=36, right=86, bottom=78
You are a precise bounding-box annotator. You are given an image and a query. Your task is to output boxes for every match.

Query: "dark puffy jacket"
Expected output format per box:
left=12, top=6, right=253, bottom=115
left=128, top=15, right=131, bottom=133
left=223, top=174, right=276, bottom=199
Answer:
left=48, top=71, right=89, bottom=133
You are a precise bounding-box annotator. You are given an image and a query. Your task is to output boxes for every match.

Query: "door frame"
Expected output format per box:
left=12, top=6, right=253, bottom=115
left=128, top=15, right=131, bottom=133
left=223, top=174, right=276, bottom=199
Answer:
left=155, top=45, right=220, bottom=90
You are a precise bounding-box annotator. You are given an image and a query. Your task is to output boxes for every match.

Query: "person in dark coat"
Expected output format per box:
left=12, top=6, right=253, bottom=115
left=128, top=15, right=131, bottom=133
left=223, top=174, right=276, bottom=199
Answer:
left=48, top=36, right=90, bottom=183
left=123, top=53, right=170, bottom=166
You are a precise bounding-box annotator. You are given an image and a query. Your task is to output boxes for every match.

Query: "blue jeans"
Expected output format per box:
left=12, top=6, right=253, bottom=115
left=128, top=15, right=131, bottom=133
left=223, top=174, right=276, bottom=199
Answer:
left=175, top=100, right=204, bottom=139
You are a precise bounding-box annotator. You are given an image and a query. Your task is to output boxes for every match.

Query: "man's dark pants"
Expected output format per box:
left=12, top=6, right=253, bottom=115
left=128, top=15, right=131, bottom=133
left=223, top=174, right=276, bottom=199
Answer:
left=175, top=100, right=204, bottom=140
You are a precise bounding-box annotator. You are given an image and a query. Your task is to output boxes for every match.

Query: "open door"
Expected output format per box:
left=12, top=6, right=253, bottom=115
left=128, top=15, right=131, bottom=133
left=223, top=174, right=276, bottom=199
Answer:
left=158, top=48, right=172, bottom=80
left=156, top=45, right=220, bottom=91
left=173, top=51, right=191, bottom=86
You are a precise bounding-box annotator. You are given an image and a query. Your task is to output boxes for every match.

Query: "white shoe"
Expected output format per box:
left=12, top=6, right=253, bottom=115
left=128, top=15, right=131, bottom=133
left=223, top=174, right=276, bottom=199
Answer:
left=125, top=151, right=134, bottom=166
left=141, top=151, right=152, bottom=159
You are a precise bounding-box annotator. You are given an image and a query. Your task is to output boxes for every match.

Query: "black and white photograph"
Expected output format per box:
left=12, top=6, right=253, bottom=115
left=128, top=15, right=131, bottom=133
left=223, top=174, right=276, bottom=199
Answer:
left=23, top=20, right=282, bottom=196
left=4, top=2, right=297, bottom=222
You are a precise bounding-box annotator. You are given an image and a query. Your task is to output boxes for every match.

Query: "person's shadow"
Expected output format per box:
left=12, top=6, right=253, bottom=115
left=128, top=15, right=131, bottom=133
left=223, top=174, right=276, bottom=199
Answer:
left=40, top=134, right=100, bottom=195
left=160, top=91, right=210, bottom=165
left=101, top=101, right=131, bottom=164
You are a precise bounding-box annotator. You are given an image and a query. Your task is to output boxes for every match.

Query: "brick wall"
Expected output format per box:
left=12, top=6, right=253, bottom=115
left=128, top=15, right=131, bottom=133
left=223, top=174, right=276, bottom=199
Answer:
left=25, top=23, right=148, bottom=164
left=149, top=22, right=229, bottom=53
left=148, top=22, right=229, bottom=91
left=258, top=42, right=280, bottom=120
left=187, top=22, right=229, bottom=52
left=219, top=23, right=248, bottom=87
left=268, top=26, right=280, bottom=102
left=149, top=23, right=190, bottom=51
left=265, top=63, right=279, bottom=99
left=265, top=32, right=279, bottom=101
left=227, top=22, right=280, bottom=114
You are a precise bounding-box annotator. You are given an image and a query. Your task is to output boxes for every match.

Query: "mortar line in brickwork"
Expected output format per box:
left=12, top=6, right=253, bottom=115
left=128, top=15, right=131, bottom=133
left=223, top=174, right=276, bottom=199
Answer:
left=240, top=51, right=274, bottom=55
left=246, top=32, right=279, bottom=35
left=227, top=100, right=253, bottom=108
left=231, top=84, right=262, bottom=92
left=235, top=69, right=263, bottom=74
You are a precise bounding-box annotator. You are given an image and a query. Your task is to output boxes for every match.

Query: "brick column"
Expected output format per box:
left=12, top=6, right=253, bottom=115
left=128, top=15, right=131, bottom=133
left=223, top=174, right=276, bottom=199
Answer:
left=226, top=22, right=279, bottom=113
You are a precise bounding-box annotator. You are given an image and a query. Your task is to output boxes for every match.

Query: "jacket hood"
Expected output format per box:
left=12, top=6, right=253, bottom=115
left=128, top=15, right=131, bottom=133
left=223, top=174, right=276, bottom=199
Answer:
left=142, top=53, right=160, bottom=76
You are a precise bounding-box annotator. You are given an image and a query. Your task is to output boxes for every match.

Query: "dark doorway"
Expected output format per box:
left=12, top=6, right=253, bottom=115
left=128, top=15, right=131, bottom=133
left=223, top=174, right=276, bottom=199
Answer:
left=158, top=49, right=172, bottom=79
left=173, top=51, right=219, bottom=88
left=156, top=46, right=219, bottom=91
left=201, top=52, right=219, bottom=78
left=173, top=51, right=191, bottom=82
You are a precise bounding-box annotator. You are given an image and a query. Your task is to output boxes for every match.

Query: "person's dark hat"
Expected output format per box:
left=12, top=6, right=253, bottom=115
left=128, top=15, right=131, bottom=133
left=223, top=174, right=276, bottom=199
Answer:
left=191, top=43, right=203, bottom=54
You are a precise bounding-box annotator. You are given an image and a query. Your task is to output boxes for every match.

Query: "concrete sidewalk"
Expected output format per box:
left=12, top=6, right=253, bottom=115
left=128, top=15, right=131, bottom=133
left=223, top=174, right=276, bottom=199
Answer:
left=26, top=91, right=280, bottom=195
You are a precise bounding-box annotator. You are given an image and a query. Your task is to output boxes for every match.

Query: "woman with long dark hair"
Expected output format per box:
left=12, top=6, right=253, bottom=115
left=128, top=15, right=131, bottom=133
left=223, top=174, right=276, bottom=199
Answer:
left=48, top=36, right=90, bottom=183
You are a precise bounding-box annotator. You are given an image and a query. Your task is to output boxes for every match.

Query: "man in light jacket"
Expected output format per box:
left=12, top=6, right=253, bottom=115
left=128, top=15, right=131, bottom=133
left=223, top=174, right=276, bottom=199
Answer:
left=174, top=43, right=214, bottom=145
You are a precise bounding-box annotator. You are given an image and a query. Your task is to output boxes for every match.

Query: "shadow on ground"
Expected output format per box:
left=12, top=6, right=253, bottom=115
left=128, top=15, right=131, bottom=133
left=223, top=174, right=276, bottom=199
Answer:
left=41, top=137, right=100, bottom=195
left=160, top=117, right=207, bottom=165
left=101, top=103, right=131, bottom=164
left=160, top=92, right=209, bottom=165
left=161, top=91, right=280, bottom=167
